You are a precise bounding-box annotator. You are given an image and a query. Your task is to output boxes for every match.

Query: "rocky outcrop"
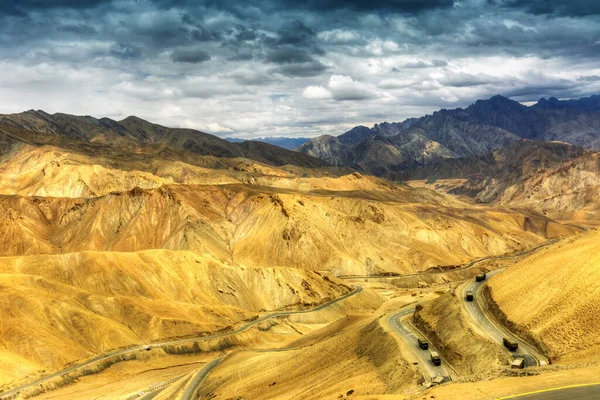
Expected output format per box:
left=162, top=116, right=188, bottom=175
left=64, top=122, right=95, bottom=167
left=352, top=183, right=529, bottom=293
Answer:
left=297, top=94, right=600, bottom=175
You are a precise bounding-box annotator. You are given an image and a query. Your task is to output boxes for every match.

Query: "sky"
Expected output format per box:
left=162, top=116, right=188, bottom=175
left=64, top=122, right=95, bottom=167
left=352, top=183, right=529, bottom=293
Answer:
left=0, top=0, right=599, bottom=138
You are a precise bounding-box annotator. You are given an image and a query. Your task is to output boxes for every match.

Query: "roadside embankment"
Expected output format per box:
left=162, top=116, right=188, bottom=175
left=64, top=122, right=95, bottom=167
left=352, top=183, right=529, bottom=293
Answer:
left=412, top=291, right=510, bottom=376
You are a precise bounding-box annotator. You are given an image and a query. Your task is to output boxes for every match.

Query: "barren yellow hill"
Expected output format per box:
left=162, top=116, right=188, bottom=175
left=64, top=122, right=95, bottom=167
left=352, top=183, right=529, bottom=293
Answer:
left=0, top=182, right=573, bottom=275
left=487, top=228, right=600, bottom=362
left=0, top=250, right=348, bottom=386
left=0, top=142, right=588, bottom=397
left=193, top=316, right=414, bottom=400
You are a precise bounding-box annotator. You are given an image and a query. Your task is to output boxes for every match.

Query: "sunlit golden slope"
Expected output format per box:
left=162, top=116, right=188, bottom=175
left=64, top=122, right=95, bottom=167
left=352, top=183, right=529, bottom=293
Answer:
left=194, top=316, right=414, bottom=400
left=0, top=144, right=578, bottom=275
left=0, top=250, right=348, bottom=384
left=487, top=228, right=600, bottom=362
left=0, top=182, right=574, bottom=275
left=0, top=141, right=582, bottom=391
left=0, top=144, right=242, bottom=197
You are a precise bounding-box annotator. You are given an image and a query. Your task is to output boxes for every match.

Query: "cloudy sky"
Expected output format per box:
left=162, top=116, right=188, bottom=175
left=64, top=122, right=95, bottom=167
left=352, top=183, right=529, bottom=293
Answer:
left=0, top=0, right=599, bottom=138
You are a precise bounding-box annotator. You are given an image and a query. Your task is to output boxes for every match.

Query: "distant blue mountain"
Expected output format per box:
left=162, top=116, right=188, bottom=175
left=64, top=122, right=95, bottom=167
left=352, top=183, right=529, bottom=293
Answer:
left=225, top=136, right=310, bottom=150
left=533, top=95, right=600, bottom=111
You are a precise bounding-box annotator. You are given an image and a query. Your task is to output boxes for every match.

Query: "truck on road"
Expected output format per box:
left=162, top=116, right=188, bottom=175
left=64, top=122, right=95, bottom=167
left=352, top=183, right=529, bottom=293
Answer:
left=466, top=291, right=474, bottom=301
left=503, top=338, right=519, bottom=351
left=418, top=338, right=429, bottom=350
left=511, top=358, right=525, bottom=369
left=430, top=351, right=441, bottom=366
left=475, top=272, right=486, bottom=282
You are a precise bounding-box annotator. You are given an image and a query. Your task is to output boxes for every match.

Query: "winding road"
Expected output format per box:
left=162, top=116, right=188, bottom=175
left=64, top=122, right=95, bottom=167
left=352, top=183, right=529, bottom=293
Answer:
left=339, top=239, right=557, bottom=280
left=0, top=286, right=362, bottom=400
left=387, top=307, right=451, bottom=382
left=384, top=239, right=558, bottom=385
left=462, top=269, right=548, bottom=367
left=180, top=356, right=225, bottom=400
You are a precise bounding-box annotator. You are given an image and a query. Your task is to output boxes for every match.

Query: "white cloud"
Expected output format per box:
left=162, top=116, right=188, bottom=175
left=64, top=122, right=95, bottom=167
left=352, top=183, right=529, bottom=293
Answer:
left=302, top=76, right=380, bottom=101
left=328, top=75, right=379, bottom=101
left=205, top=122, right=233, bottom=133
left=302, top=85, right=333, bottom=100
left=378, top=78, right=415, bottom=89
left=366, top=38, right=400, bottom=55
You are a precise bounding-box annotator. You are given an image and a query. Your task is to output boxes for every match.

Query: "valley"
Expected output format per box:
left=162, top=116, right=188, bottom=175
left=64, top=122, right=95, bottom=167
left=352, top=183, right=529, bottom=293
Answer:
left=0, top=101, right=599, bottom=400
left=3, top=0, right=600, bottom=396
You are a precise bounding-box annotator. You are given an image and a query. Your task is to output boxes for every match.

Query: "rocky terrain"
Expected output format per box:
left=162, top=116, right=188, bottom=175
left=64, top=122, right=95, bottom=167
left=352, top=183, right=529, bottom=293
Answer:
left=0, top=111, right=328, bottom=169
left=404, top=140, right=600, bottom=222
left=225, top=136, right=310, bottom=150
left=0, top=144, right=574, bottom=276
left=0, top=103, right=599, bottom=400
left=297, top=94, right=600, bottom=174
left=0, top=250, right=349, bottom=384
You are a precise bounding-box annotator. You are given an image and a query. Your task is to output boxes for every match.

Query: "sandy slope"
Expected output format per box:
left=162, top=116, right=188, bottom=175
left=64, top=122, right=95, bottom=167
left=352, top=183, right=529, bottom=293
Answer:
left=0, top=183, right=571, bottom=274
left=487, top=229, right=600, bottom=362
left=195, top=316, right=415, bottom=399
left=0, top=142, right=587, bottom=396
left=0, top=250, right=348, bottom=385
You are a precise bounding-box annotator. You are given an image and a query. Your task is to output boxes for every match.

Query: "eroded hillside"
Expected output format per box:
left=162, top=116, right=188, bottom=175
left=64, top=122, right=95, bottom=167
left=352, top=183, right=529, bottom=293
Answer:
left=0, top=135, right=585, bottom=396
left=486, top=229, right=600, bottom=363
left=0, top=250, right=349, bottom=385
left=406, top=141, right=600, bottom=224
left=0, top=145, right=575, bottom=274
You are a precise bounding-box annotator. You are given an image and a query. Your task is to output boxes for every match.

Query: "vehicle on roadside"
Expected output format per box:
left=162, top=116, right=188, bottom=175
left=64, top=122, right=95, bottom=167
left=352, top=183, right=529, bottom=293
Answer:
left=430, top=351, right=441, bottom=366
left=466, top=291, right=474, bottom=301
left=475, top=272, right=486, bottom=282
left=432, top=376, right=445, bottom=385
left=511, top=358, right=525, bottom=369
left=418, top=338, right=429, bottom=350
left=503, top=337, right=519, bottom=351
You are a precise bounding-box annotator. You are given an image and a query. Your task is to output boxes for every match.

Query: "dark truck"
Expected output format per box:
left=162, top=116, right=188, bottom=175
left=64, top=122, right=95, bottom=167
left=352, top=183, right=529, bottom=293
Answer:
left=430, top=351, right=441, bottom=366
left=466, top=290, right=474, bottom=301
left=475, top=272, right=487, bottom=282
left=418, top=338, right=429, bottom=350
left=503, top=338, right=519, bottom=351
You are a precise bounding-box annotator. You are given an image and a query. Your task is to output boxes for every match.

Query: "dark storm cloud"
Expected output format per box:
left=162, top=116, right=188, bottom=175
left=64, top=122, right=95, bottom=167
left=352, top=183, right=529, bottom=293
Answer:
left=503, top=83, right=584, bottom=102
left=259, top=20, right=327, bottom=77
left=265, top=46, right=314, bottom=64
left=230, top=25, right=258, bottom=42
left=0, top=0, right=598, bottom=138
left=438, top=72, right=502, bottom=88
left=489, top=0, right=600, bottom=17
left=263, top=20, right=324, bottom=56
left=171, top=47, right=211, bottom=63
left=270, top=60, right=328, bottom=77
left=57, top=24, right=97, bottom=35
left=189, top=27, right=221, bottom=42
left=0, top=0, right=106, bottom=15
left=110, top=43, right=143, bottom=60
left=275, top=20, right=317, bottom=46
left=197, top=0, right=456, bottom=15
left=299, top=0, right=455, bottom=12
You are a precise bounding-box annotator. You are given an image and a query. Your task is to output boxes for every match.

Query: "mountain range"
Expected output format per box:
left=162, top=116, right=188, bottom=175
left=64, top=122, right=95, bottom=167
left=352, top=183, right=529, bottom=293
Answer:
left=0, top=110, right=327, bottom=169
left=225, top=136, right=310, bottom=150
left=401, top=139, right=600, bottom=221
left=297, top=94, right=600, bottom=175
